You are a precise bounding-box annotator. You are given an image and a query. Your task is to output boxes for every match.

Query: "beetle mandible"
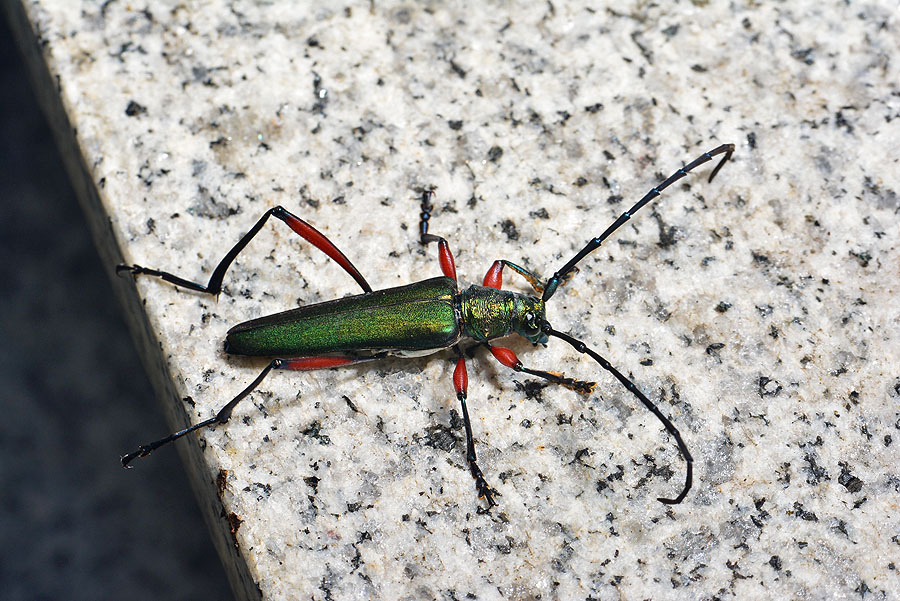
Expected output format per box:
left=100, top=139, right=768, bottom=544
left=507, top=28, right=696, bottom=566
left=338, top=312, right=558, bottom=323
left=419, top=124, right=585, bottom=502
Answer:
left=120, top=143, right=735, bottom=506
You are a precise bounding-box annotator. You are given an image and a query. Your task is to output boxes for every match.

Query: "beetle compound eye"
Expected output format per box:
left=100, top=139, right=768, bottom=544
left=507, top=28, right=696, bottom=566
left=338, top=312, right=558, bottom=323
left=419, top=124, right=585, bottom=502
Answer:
left=523, top=311, right=540, bottom=335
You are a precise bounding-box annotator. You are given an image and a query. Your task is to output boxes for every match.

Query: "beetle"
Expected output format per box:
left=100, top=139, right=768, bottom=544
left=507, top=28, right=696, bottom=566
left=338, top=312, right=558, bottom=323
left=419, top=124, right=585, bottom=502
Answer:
left=119, top=143, right=734, bottom=506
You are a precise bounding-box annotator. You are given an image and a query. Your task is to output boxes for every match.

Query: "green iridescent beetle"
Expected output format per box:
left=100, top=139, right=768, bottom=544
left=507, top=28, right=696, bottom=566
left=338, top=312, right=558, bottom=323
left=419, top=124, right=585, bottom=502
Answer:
left=120, top=143, right=734, bottom=506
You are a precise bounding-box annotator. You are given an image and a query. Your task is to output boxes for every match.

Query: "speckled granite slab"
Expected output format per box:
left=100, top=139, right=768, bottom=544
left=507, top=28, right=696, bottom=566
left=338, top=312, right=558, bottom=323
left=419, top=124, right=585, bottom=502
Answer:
left=14, top=1, right=899, bottom=599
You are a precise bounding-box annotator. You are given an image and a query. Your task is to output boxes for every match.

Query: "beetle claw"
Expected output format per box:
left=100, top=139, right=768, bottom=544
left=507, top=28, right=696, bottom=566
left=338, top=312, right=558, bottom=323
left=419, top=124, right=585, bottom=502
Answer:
left=468, top=461, right=500, bottom=509
left=476, top=478, right=499, bottom=510
left=116, top=263, right=141, bottom=277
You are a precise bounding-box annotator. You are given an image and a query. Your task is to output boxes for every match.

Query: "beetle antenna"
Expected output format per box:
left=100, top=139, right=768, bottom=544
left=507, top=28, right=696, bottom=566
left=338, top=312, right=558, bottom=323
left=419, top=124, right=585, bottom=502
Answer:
left=541, top=321, right=692, bottom=504
left=542, top=143, right=734, bottom=301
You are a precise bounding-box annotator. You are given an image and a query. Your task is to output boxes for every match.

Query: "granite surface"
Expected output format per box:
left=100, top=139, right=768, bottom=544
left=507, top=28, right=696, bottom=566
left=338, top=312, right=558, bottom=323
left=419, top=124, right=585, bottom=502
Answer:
left=14, top=1, right=899, bottom=599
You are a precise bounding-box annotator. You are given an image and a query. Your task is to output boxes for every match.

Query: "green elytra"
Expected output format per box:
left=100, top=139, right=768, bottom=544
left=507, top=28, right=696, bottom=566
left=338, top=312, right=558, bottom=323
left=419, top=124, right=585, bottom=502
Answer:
left=119, top=143, right=734, bottom=507
left=225, top=276, right=547, bottom=357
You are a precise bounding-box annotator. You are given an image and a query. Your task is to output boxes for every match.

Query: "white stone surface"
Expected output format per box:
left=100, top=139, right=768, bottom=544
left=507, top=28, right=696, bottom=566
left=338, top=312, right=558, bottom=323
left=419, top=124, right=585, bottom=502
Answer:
left=22, top=0, right=899, bottom=599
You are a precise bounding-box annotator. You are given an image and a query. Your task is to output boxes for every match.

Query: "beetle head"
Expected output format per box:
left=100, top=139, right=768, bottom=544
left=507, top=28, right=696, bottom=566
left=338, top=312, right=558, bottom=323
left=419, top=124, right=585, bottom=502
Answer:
left=512, top=295, right=549, bottom=344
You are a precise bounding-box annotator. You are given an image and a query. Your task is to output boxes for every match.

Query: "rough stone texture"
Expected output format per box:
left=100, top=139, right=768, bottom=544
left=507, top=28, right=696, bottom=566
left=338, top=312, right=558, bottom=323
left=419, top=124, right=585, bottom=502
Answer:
left=0, top=11, right=232, bottom=600
left=11, top=1, right=899, bottom=599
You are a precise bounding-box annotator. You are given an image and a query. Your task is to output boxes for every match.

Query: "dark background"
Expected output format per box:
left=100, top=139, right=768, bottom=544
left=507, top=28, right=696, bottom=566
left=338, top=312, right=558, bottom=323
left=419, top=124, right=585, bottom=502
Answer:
left=1, top=11, right=232, bottom=601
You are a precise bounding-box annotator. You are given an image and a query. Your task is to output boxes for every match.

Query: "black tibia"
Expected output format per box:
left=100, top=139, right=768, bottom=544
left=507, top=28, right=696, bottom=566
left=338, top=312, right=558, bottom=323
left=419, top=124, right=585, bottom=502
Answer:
left=458, top=392, right=498, bottom=509
left=418, top=188, right=437, bottom=242
left=117, top=205, right=371, bottom=295
left=120, top=352, right=381, bottom=467
left=486, top=343, right=597, bottom=395
left=516, top=365, right=596, bottom=395
left=451, top=348, right=498, bottom=508
left=121, top=360, right=279, bottom=467
left=417, top=189, right=458, bottom=281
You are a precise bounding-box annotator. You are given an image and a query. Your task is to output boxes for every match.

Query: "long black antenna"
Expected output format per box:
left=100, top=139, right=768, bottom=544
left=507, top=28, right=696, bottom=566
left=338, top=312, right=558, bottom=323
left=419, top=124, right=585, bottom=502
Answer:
left=542, top=323, right=692, bottom=504
left=542, top=143, right=734, bottom=301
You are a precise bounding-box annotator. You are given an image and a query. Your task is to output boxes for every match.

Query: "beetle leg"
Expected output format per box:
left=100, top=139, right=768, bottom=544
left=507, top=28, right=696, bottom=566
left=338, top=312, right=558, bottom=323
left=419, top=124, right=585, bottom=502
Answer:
left=275, top=355, right=381, bottom=372
left=121, top=354, right=378, bottom=467
left=462, top=341, right=488, bottom=359
left=488, top=344, right=596, bottom=395
left=482, top=260, right=543, bottom=294
left=122, top=359, right=278, bottom=466
left=118, top=205, right=371, bottom=296
left=452, top=352, right=498, bottom=508
left=418, top=190, right=458, bottom=281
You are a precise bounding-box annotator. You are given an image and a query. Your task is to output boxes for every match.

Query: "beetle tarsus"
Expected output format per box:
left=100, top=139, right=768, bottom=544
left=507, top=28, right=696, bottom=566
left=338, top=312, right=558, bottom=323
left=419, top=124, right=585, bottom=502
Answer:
left=116, top=263, right=148, bottom=277
left=471, top=467, right=499, bottom=509
left=518, top=366, right=596, bottom=395
left=120, top=444, right=154, bottom=467
left=120, top=450, right=140, bottom=467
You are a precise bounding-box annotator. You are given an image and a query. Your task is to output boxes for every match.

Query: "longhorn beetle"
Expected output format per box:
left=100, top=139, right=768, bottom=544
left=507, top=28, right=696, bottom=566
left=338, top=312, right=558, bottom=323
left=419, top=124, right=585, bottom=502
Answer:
left=120, top=143, right=734, bottom=506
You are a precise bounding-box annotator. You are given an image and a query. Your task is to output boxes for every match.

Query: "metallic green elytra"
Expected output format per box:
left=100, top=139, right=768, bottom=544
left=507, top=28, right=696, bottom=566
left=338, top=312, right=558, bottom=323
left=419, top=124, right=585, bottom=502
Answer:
left=226, top=277, right=459, bottom=356
left=120, top=144, right=735, bottom=507
left=225, top=275, right=548, bottom=357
